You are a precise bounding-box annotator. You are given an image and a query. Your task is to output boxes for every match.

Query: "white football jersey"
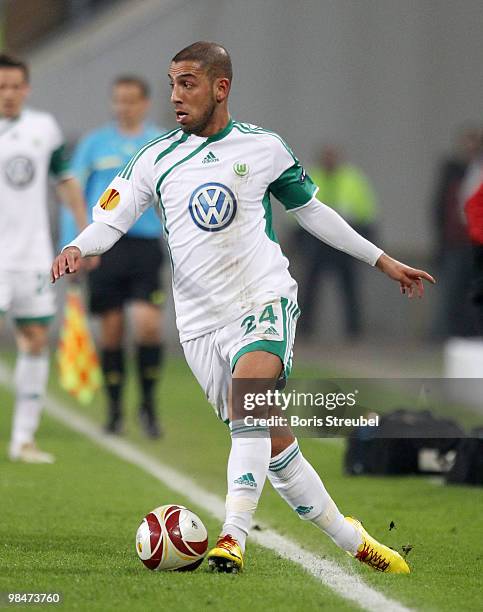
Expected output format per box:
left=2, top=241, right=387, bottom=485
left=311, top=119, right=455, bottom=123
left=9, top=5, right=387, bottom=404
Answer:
left=0, top=108, right=69, bottom=271
left=93, top=119, right=317, bottom=341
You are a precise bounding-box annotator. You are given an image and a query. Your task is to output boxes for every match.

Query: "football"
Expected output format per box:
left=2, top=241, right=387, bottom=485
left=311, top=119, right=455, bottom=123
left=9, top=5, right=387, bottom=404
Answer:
left=135, top=504, right=208, bottom=571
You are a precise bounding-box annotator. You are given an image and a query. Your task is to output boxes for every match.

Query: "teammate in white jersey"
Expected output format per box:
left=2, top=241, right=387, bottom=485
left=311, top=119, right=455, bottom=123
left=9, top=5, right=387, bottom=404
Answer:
left=0, top=53, right=88, bottom=463
left=52, top=42, right=435, bottom=573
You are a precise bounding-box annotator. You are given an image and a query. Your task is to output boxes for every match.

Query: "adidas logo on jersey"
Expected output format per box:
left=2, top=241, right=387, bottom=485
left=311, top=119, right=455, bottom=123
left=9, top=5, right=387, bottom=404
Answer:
left=234, top=473, right=257, bottom=487
left=265, top=326, right=279, bottom=336
left=202, top=151, right=219, bottom=164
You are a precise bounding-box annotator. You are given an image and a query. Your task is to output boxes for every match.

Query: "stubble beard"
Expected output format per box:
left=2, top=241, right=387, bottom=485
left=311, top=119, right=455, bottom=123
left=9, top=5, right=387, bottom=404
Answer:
left=181, top=97, right=217, bottom=136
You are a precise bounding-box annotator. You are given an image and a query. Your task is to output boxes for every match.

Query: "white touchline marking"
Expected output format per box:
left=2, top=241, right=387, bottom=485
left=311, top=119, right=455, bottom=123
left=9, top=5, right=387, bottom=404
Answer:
left=0, top=362, right=412, bottom=612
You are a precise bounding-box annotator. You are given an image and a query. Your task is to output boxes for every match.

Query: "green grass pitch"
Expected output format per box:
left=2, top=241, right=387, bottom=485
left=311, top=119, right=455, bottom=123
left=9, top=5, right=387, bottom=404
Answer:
left=0, top=356, right=482, bottom=611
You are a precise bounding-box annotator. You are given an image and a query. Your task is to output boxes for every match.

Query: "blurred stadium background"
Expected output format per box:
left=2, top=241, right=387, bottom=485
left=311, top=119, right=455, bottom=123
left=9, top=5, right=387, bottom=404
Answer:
left=1, top=3, right=483, bottom=609
left=2, top=0, right=483, bottom=366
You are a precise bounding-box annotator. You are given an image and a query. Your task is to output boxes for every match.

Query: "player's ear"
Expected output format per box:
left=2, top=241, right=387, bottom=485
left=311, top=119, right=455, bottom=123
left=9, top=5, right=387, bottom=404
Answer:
left=215, top=77, right=230, bottom=103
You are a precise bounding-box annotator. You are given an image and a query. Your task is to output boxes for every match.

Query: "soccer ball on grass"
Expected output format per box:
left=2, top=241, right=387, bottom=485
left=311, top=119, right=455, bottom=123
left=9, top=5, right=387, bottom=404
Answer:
left=135, top=504, right=208, bottom=571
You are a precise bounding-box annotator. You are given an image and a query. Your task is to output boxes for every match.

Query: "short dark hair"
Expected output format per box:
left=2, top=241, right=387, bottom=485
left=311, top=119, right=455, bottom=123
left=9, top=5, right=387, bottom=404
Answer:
left=172, top=41, right=232, bottom=81
left=112, top=75, right=150, bottom=98
left=0, top=53, right=29, bottom=82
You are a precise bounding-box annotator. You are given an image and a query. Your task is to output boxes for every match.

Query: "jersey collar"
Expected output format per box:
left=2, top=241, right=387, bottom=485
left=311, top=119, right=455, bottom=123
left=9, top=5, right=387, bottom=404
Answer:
left=206, top=117, right=234, bottom=142
left=189, top=118, right=234, bottom=144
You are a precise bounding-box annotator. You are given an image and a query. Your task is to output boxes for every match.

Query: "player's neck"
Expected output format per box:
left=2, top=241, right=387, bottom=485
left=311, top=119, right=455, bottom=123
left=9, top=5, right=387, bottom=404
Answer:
left=0, top=110, right=22, bottom=121
left=196, top=110, right=231, bottom=138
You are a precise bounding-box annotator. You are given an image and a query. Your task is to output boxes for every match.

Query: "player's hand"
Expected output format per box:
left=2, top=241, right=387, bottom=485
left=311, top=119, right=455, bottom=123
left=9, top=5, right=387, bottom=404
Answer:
left=51, top=247, right=83, bottom=283
left=375, top=253, right=436, bottom=298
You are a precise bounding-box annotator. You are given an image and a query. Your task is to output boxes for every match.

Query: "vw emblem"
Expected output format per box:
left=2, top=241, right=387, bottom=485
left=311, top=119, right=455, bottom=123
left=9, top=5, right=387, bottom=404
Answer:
left=189, top=182, right=237, bottom=232
left=4, top=156, right=35, bottom=189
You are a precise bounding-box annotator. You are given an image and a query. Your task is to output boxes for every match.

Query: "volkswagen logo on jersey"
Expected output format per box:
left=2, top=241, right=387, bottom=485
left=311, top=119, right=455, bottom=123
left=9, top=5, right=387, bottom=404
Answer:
left=189, top=182, right=237, bottom=232
left=4, top=156, right=35, bottom=189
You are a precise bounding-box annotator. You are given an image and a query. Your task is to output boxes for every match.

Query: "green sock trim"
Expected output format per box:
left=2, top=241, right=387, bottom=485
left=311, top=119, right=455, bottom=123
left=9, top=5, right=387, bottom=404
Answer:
left=269, top=446, right=300, bottom=472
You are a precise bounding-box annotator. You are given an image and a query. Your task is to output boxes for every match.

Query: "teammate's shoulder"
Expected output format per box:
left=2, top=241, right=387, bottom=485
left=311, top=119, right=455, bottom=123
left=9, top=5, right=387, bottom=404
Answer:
left=23, top=107, right=57, bottom=126
left=22, top=108, right=63, bottom=143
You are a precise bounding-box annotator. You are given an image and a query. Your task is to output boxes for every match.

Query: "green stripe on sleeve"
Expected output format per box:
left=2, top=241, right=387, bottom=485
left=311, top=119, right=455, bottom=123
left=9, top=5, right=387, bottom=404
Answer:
left=269, top=163, right=317, bottom=211
left=49, top=145, right=70, bottom=178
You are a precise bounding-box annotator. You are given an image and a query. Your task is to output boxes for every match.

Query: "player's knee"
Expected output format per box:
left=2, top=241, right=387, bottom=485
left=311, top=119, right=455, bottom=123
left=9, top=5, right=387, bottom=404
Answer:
left=133, top=307, right=162, bottom=343
left=136, top=323, right=161, bottom=344
left=16, top=324, right=49, bottom=355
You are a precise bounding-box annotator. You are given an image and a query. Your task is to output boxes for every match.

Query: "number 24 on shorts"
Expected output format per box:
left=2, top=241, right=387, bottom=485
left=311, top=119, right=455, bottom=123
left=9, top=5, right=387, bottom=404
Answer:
left=241, top=304, right=279, bottom=336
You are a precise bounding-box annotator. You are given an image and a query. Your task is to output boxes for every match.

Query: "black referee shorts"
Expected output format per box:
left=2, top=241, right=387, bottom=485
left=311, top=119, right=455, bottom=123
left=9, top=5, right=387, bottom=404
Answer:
left=88, top=236, right=164, bottom=314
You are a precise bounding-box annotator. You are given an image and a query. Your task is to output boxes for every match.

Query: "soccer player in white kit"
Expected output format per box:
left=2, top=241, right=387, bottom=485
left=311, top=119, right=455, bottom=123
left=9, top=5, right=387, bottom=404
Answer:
left=52, top=42, right=435, bottom=573
left=0, top=54, right=89, bottom=463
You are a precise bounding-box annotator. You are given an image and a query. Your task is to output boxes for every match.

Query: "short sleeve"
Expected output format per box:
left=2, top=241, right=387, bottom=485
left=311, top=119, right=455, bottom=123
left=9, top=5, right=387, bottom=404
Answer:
left=49, top=145, right=71, bottom=179
left=270, top=161, right=318, bottom=211
left=92, top=150, right=155, bottom=233
left=267, top=135, right=318, bottom=211
left=48, top=115, right=64, bottom=150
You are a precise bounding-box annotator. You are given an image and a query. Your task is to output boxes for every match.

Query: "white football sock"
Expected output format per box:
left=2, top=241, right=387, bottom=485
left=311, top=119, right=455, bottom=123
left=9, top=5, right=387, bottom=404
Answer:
left=268, top=439, right=362, bottom=554
left=222, top=420, right=271, bottom=552
left=10, top=351, right=49, bottom=454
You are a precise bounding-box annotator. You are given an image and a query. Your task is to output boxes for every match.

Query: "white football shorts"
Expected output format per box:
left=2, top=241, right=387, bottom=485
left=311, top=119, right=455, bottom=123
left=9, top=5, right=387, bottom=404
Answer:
left=182, top=296, right=300, bottom=422
left=0, top=270, right=56, bottom=324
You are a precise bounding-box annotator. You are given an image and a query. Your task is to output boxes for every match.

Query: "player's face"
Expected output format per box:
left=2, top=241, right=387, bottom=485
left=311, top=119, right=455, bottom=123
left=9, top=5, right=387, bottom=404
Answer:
left=0, top=68, right=30, bottom=118
left=111, top=83, right=150, bottom=128
left=168, top=61, right=218, bottom=135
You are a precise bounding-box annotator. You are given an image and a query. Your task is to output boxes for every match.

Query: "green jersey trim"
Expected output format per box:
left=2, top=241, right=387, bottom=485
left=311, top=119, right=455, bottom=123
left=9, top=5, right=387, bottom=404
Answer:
left=205, top=117, right=234, bottom=142
left=154, top=132, right=189, bottom=164
left=119, top=127, right=181, bottom=179
left=155, top=120, right=235, bottom=274
left=49, top=144, right=70, bottom=178
left=15, top=315, right=54, bottom=326
left=269, top=162, right=317, bottom=210
left=231, top=339, right=286, bottom=373
left=155, top=141, right=210, bottom=210
left=232, top=121, right=297, bottom=162
left=230, top=298, right=300, bottom=377
left=262, top=189, right=279, bottom=244
left=155, top=119, right=235, bottom=199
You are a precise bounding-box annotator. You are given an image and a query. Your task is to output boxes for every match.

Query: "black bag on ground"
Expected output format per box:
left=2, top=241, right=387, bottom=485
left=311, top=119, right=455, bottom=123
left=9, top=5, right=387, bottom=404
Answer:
left=446, top=427, right=483, bottom=486
left=344, top=409, right=464, bottom=476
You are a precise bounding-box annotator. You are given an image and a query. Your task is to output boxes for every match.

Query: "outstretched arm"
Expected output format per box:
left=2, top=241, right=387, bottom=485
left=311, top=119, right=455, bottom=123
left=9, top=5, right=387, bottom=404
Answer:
left=52, top=143, right=157, bottom=282
left=292, top=197, right=435, bottom=297
left=51, top=221, right=123, bottom=283
left=374, top=253, right=435, bottom=298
